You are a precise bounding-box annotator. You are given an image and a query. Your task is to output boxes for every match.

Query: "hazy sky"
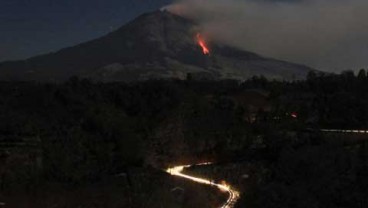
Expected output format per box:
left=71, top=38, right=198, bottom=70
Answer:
left=167, top=0, right=368, bottom=72
left=1, top=0, right=367, bottom=72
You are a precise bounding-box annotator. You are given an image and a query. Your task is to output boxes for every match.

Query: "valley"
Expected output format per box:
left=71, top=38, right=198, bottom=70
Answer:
left=0, top=72, right=368, bottom=207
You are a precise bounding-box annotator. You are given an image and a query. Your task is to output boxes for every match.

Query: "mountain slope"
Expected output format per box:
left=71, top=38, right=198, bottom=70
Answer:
left=0, top=11, right=314, bottom=82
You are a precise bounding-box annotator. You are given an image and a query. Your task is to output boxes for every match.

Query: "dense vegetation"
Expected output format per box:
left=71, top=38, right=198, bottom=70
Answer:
left=0, top=70, right=367, bottom=207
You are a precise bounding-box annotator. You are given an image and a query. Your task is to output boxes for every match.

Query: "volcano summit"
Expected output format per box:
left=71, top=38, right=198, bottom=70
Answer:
left=0, top=11, right=314, bottom=82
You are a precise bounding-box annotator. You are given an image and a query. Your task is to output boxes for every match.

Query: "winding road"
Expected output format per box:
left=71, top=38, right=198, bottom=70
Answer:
left=166, top=163, right=240, bottom=208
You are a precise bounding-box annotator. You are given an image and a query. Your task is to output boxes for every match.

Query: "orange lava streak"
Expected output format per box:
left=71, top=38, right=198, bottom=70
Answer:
left=196, top=33, right=210, bottom=55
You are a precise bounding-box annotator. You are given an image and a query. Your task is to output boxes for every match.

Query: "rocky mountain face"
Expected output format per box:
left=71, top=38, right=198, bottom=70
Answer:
left=0, top=11, right=314, bottom=82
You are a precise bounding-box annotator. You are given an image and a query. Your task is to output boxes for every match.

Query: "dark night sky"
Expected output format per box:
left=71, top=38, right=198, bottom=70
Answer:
left=0, top=0, right=172, bottom=61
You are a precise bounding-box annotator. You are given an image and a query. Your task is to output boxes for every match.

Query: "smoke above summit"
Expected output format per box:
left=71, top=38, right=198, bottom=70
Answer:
left=165, top=0, right=368, bottom=72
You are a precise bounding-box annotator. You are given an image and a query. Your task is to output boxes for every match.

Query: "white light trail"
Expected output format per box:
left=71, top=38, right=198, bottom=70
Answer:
left=166, top=163, right=240, bottom=208
left=321, top=129, right=368, bottom=134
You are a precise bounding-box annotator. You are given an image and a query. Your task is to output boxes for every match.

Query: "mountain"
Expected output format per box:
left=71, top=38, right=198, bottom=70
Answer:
left=0, top=10, right=315, bottom=82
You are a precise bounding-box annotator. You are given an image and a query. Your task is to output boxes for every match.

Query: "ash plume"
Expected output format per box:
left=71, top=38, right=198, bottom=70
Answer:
left=164, top=0, right=368, bottom=72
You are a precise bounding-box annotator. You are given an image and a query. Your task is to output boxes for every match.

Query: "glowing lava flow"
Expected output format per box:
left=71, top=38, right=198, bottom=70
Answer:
left=196, top=33, right=210, bottom=55
left=166, top=163, right=240, bottom=208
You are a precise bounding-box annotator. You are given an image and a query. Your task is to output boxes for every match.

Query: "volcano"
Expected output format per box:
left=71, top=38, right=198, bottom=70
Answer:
left=0, top=11, right=314, bottom=82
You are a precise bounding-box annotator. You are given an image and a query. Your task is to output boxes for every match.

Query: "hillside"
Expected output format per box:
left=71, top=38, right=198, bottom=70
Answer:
left=0, top=11, right=314, bottom=82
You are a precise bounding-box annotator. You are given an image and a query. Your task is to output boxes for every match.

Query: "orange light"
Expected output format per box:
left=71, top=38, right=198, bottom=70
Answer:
left=196, top=33, right=210, bottom=55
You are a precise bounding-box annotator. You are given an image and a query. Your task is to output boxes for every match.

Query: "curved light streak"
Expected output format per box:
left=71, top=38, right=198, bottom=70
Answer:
left=166, top=163, right=240, bottom=208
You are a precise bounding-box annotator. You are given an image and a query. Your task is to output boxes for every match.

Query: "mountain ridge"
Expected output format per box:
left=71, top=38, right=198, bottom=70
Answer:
left=0, top=10, right=315, bottom=82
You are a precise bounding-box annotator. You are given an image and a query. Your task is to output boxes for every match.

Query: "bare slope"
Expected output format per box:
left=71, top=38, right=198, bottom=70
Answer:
left=0, top=11, right=314, bottom=82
